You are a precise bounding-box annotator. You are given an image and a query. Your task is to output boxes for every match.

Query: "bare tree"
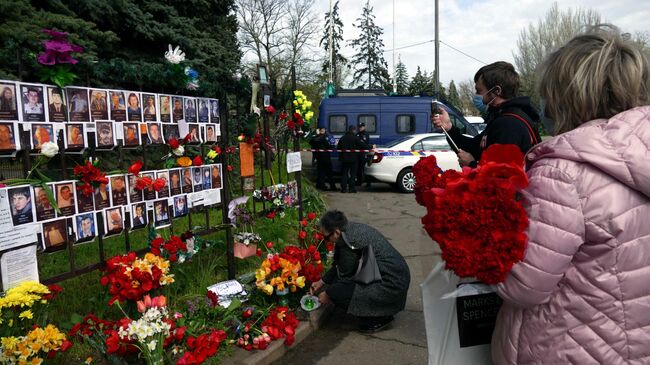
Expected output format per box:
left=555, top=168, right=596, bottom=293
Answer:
left=282, top=0, right=321, bottom=87
left=457, top=80, right=479, bottom=116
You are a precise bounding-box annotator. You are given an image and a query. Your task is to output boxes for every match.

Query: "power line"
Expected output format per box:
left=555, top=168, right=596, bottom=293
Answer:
left=381, top=38, right=487, bottom=65
left=439, top=40, right=487, bottom=65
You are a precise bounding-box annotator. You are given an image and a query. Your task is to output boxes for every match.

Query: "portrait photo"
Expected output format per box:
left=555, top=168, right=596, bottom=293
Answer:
left=184, top=97, right=197, bottom=123
left=75, top=212, right=96, bottom=242
left=8, top=186, right=34, bottom=226
left=192, top=167, right=203, bottom=192
left=20, top=84, right=45, bottom=122
left=187, top=124, right=200, bottom=144
left=131, top=202, right=147, bottom=230
left=169, top=169, right=181, bottom=196
left=172, top=96, right=184, bottom=123
left=156, top=170, right=170, bottom=198
left=104, top=207, right=124, bottom=237
left=126, top=92, right=142, bottom=122
left=89, top=89, right=108, bottom=121
left=0, top=122, right=17, bottom=151
left=181, top=168, right=193, bottom=194
left=42, top=218, right=68, bottom=252
left=65, top=123, right=85, bottom=150
left=96, top=121, right=115, bottom=149
left=153, top=199, right=170, bottom=227
left=147, top=123, right=164, bottom=144
left=110, top=175, right=128, bottom=206
left=205, top=124, right=217, bottom=143
left=0, top=82, right=18, bottom=120
left=173, top=195, right=188, bottom=218
left=127, top=174, right=143, bottom=203
left=46, top=87, right=67, bottom=122
left=33, top=185, right=55, bottom=221
left=211, top=164, right=222, bottom=189
left=202, top=166, right=212, bottom=190
left=74, top=181, right=95, bottom=213
left=198, top=98, right=209, bottom=123
left=66, top=87, right=89, bottom=122
left=93, top=182, right=110, bottom=210
left=31, top=123, right=54, bottom=150
left=159, top=95, right=171, bottom=123
left=143, top=93, right=157, bottom=122
left=209, top=99, right=219, bottom=123
left=109, top=90, right=126, bottom=122
left=163, top=124, right=180, bottom=143
left=55, top=182, right=75, bottom=216
left=142, top=172, right=157, bottom=200
left=122, top=123, right=140, bottom=147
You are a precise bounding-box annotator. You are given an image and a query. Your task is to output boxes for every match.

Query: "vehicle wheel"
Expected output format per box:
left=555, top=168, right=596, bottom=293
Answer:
left=397, top=168, right=415, bottom=193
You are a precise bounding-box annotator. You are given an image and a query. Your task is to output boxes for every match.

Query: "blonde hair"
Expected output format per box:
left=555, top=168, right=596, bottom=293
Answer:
left=538, top=25, right=650, bottom=135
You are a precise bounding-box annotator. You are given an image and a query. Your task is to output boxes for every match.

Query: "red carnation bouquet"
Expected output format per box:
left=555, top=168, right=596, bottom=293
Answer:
left=415, top=144, right=529, bottom=284
left=73, top=159, right=109, bottom=196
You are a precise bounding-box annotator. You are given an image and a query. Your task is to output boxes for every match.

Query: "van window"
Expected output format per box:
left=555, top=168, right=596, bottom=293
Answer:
left=417, top=136, right=451, bottom=150
left=396, top=115, right=415, bottom=134
left=329, top=115, right=347, bottom=134
left=358, top=115, right=377, bottom=133
left=449, top=114, right=467, bottom=134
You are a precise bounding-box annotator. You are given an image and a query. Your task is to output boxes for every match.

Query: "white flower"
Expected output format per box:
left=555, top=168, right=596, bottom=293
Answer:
left=165, top=44, right=185, bottom=64
left=40, top=142, right=59, bottom=157
left=147, top=340, right=158, bottom=351
left=172, top=145, right=185, bottom=156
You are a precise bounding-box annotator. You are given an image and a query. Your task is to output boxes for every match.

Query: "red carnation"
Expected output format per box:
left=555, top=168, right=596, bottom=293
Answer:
left=152, top=178, right=166, bottom=192
left=307, top=212, right=317, bottom=220
left=298, top=231, right=307, bottom=240
left=168, top=138, right=180, bottom=149
left=128, top=161, right=143, bottom=175
left=193, top=156, right=203, bottom=166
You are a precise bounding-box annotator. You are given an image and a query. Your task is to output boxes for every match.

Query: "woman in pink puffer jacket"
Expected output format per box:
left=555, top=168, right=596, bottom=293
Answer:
left=492, top=26, right=650, bottom=364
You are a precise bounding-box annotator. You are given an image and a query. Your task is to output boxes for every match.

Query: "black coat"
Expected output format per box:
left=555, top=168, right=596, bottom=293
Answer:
left=322, top=222, right=411, bottom=317
left=337, top=132, right=369, bottom=163
left=309, top=134, right=332, bottom=161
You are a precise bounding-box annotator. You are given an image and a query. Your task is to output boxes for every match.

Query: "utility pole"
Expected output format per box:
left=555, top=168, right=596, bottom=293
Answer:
left=392, top=0, right=396, bottom=93
left=434, top=0, right=440, bottom=97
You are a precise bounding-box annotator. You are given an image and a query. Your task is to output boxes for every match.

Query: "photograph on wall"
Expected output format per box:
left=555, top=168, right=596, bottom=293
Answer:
left=95, top=121, right=116, bottom=149
left=169, top=169, right=181, bottom=196
left=173, top=195, right=188, bottom=218
left=93, top=181, right=110, bottom=210
left=89, top=89, right=108, bottom=121
left=172, top=96, right=184, bottom=123
left=8, top=186, right=34, bottom=227
left=74, top=212, right=96, bottom=243
left=0, top=122, right=18, bottom=152
left=0, top=81, right=18, bottom=120
left=42, top=218, right=68, bottom=252
left=159, top=95, right=172, bottom=123
left=198, top=98, right=210, bottom=123
left=74, top=181, right=95, bottom=213
left=65, top=123, right=85, bottom=150
left=187, top=124, right=200, bottom=144
left=109, top=90, right=126, bottom=122
left=242, top=176, right=255, bottom=193
left=46, top=87, right=67, bottom=122
left=147, top=123, right=164, bottom=144
left=153, top=199, right=170, bottom=228
left=142, top=172, right=156, bottom=200
left=204, top=124, right=217, bottom=143
left=123, top=123, right=140, bottom=147
left=181, top=168, right=193, bottom=194
left=192, top=167, right=203, bottom=192
left=19, top=84, right=45, bottom=122
left=131, top=202, right=147, bottom=230
left=104, top=206, right=124, bottom=237
left=110, top=175, right=128, bottom=206
left=127, top=174, right=144, bottom=203
left=31, top=123, right=54, bottom=150
left=143, top=93, right=157, bottom=122
left=66, top=87, right=90, bottom=122
left=209, top=99, right=219, bottom=123
left=55, top=182, right=76, bottom=216
left=126, top=92, right=142, bottom=122
left=156, top=170, right=170, bottom=198
left=163, top=124, right=180, bottom=143
left=202, top=167, right=212, bottom=190
left=33, top=185, right=55, bottom=221
left=184, top=97, right=197, bottom=123
left=211, top=164, right=222, bottom=189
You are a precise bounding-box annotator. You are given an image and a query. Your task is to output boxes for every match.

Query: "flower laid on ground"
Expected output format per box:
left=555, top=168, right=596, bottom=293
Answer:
left=73, top=159, right=109, bottom=197
left=37, top=29, right=83, bottom=88
left=417, top=144, right=530, bottom=284
left=176, top=329, right=227, bottom=364
left=255, top=252, right=306, bottom=295
left=0, top=324, right=72, bottom=364
left=261, top=306, right=299, bottom=346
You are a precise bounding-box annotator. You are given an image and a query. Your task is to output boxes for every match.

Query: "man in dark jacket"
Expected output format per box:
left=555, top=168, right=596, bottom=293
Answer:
left=309, top=127, right=337, bottom=190
left=311, top=210, right=410, bottom=333
left=337, top=125, right=370, bottom=193
left=433, top=61, right=541, bottom=167
left=355, top=122, right=371, bottom=187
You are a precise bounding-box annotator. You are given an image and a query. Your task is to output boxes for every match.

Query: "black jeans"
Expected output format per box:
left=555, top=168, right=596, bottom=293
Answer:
left=340, top=160, right=358, bottom=191
left=326, top=281, right=355, bottom=311
left=316, top=156, right=336, bottom=188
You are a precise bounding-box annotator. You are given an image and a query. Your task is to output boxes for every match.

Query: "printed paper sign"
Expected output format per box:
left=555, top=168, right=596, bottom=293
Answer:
left=286, top=152, right=302, bottom=173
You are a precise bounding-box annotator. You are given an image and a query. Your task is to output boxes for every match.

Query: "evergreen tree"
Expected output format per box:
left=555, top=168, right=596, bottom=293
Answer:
left=348, top=0, right=390, bottom=90
left=408, top=66, right=428, bottom=96
left=320, top=0, right=347, bottom=87
left=447, top=80, right=461, bottom=110
left=394, top=56, right=409, bottom=95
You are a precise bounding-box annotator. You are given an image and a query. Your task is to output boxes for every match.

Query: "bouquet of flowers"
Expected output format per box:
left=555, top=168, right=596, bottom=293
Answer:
left=150, top=235, right=188, bottom=263
left=165, top=136, right=204, bottom=169
left=232, top=203, right=260, bottom=246
left=255, top=252, right=306, bottom=296
left=164, top=45, right=200, bottom=92
left=128, top=161, right=166, bottom=193
left=73, top=159, right=109, bottom=197
left=260, top=306, right=299, bottom=346
left=415, top=144, right=530, bottom=284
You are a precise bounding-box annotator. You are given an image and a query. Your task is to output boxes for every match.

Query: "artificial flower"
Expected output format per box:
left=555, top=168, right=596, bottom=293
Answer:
left=207, top=150, right=218, bottom=159
left=40, top=142, right=59, bottom=157
left=192, top=156, right=203, bottom=166
left=172, top=145, right=185, bottom=157
left=164, top=45, right=185, bottom=64
left=177, top=156, right=192, bottom=167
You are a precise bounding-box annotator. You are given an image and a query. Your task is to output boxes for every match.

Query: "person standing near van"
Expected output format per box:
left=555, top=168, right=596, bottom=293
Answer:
left=337, top=125, right=370, bottom=193
left=356, top=123, right=371, bottom=188
left=310, top=127, right=337, bottom=191
left=433, top=61, right=541, bottom=167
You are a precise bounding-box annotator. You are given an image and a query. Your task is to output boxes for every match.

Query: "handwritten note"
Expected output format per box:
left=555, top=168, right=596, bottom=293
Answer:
left=286, top=152, right=302, bottom=173
left=207, top=280, right=248, bottom=307
left=1, top=245, right=39, bottom=291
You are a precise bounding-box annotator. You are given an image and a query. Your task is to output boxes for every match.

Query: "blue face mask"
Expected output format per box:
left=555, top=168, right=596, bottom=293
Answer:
left=472, top=95, right=488, bottom=114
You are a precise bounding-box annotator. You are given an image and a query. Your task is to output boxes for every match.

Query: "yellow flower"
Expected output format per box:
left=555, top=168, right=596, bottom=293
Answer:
left=261, top=284, right=274, bottom=295
left=85, top=357, right=93, bottom=364
left=305, top=111, right=314, bottom=121
left=255, top=268, right=267, bottom=282
left=207, top=150, right=217, bottom=159
left=294, top=90, right=304, bottom=97
left=177, top=156, right=192, bottom=167
left=295, top=276, right=306, bottom=288
left=292, top=100, right=298, bottom=106
left=1, top=336, right=20, bottom=351
left=19, top=310, right=33, bottom=320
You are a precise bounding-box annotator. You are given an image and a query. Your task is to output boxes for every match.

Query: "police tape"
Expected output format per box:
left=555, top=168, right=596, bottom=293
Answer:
left=300, top=148, right=455, bottom=153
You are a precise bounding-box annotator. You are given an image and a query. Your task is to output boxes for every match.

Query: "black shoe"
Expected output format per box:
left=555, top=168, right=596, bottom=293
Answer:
left=359, top=316, right=394, bottom=333
left=349, top=189, right=357, bottom=193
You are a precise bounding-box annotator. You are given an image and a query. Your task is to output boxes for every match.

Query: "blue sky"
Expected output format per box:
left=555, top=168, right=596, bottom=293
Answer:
left=314, top=0, right=650, bottom=87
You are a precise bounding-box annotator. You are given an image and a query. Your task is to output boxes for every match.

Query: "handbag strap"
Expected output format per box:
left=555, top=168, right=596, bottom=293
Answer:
left=502, top=112, right=540, bottom=145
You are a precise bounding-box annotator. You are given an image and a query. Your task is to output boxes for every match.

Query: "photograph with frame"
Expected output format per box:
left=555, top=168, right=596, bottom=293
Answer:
left=147, top=122, right=164, bottom=144
left=19, top=83, right=46, bottom=122
left=131, top=202, right=148, bottom=230
left=204, top=124, right=217, bottom=143
left=74, top=212, right=96, bottom=243
left=181, top=168, right=193, bottom=194
left=74, top=181, right=95, bottom=213
left=46, top=86, right=67, bottom=122
left=95, top=120, right=116, bottom=149
left=184, top=97, right=197, bottom=123
left=187, top=123, right=200, bottom=144
left=192, top=167, right=203, bottom=192
left=173, top=195, right=188, bottom=218
left=65, top=123, right=86, bottom=150
left=126, top=91, right=143, bottom=122
left=104, top=206, right=124, bottom=237
left=0, top=122, right=19, bottom=152
left=8, top=186, right=35, bottom=227
left=42, top=218, right=68, bottom=252
left=242, top=176, right=255, bottom=193
left=211, top=164, right=222, bottom=189
left=156, top=170, right=170, bottom=198
left=142, top=172, right=156, bottom=200
left=33, top=185, right=56, bottom=222
left=109, top=90, right=127, bottom=122
left=163, top=123, right=180, bottom=143
left=169, top=169, right=181, bottom=196
left=55, top=182, right=76, bottom=217
left=89, top=89, right=109, bottom=121
left=142, top=93, right=157, bottom=122
left=172, top=96, right=184, bottom=123
left=202, top=166, right=212, bottom=190
left=159, top=95, right=172, bottom=123
left=198, top=98, right=210, bottom=123
left=94, top=181, right=110, bottom=210
left=127, top=174, right=144, bottom=203
left=66, top=87, right=90, bottom=122
left=153, top=199, right=170, bottom=228
left=109, top=175, right=128, bottom=206
left=0, top=81, right=18, bottom=120
left=31, top=123, right=55, bottom=151
left=209, top=99, right=219, bottom=123
left=122, top=122, right=141, bottom=147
